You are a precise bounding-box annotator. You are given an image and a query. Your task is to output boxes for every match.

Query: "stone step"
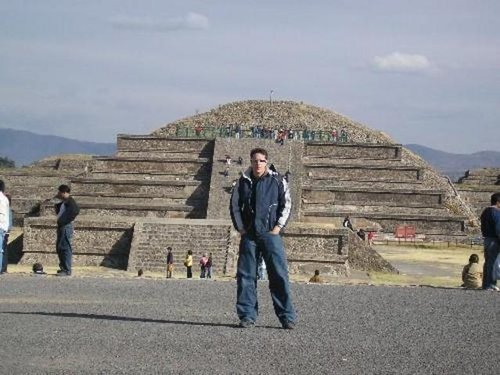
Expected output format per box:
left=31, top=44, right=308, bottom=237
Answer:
left=304, top=164, right=423, bottom=183
left=70, top=178, right=207, bottom=198
left=5, top=185, right=56, bottom=198
left=72, top=195, right=206, bottom=207
left=116, top=134, right=215, bottom=155
left=116, top=150, right=212, bottom=159
left=83, top=206, right=205, bottom=219
left=93, top=157, right=212, bottom=176
left=304, top=180, right=425, bottom=189
left=89, top=171, right=209, bottom=181
left=0, top=173, right=69, bottom=186
left=458, top=178, right=499, bottom=185
left=458, top=190, right=495, bottom=202
left=303, top=156, right=403, bottom=166
left=302, top=208, right=466, bottom=235
left=305, top=142, right=402, bottom=160
left=302, top=185, right=445, bottom=207
left=10, top=197, right=42, bottom=214
left=305, top=204, right=450, bottom=216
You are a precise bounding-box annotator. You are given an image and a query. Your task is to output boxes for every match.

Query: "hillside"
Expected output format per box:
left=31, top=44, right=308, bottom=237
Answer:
left=0, top=128, right=115, bottom=166
left=404, top=144, right=500, bottom=181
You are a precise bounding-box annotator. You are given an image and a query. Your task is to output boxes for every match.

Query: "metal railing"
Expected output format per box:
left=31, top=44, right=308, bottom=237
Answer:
left=174, top=126, right=349, bottom=142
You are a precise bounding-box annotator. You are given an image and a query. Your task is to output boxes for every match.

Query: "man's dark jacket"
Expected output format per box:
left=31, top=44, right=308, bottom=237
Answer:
left=230, top=168, right=292, bottom=235
left=55, top=197, right=80, bottom=228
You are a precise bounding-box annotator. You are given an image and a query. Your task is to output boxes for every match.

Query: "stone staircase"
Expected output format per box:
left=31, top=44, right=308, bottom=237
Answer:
left=41, top=135, right=214, bottom=220
left=300, top=142, right=468, bottom=239
left=0, top=155, right=94, bottom=225
left=456, top=168, right=500, bottom=216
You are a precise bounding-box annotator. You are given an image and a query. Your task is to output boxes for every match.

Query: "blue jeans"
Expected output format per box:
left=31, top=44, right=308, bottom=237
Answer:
left=482, top=237, right=499, bottom=289
left=56, top=224, right=73, bottom=274
left=236, top=232, right=296, bottom=323
left=0, top=229, right=5, bottom=274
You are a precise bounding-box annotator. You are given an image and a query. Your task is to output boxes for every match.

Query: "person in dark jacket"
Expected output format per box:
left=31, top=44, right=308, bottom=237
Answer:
left=166, top=247, right=174, bottom=278
left=480, top=192, right=500, bottom=290
left=54, top=184, right=79, bottom=276
left=230, top=147, right=296, bottom=329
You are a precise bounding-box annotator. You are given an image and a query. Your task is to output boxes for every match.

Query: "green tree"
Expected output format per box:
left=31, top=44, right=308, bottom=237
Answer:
left=0, top=156, right=15, bottom=168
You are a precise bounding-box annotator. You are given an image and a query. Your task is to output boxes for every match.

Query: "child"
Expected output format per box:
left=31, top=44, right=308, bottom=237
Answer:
left=206, top=253, right=213, bottom=279
left=199, top=253, right=208, bottom=278
left=184, top=250, right=193, bottom=279
left=462, top=254, right=482, bottom=289
left=309, top=270, right=323, bottom=283
left=166, top=247, right=174, bottom=279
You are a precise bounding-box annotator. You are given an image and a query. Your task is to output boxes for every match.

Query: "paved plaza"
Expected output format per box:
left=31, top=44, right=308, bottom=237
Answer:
left=0, top=275, right=498, bottom=374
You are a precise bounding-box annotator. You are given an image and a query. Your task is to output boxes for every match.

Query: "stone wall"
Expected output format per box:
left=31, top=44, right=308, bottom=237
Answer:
left=116, top=135, right=214, bottom=156
left=347, top=231, right=397, bottom=273
left=305, top=142, right=401, bottom=159
left=22, top=217, right=135, bottom=269
left=128, top=219, right=238, bottom=275
left=302, top=187, right=443, bottom=207
left=282, top=223, right=349, bottom=276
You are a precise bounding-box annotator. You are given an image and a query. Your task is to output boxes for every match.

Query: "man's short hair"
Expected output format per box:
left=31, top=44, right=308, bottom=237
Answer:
left=314, top=269, right=320, bottom=276
left=491, top=192, right=500, bottom=205
left=0, top=179, right=5, bottom=192
left=58, top=184, right=71, bottom=193
left=167, top=247, right=172, bottom=251
left=469, top=254, right=479, bottom=263
left=250, top=148, right=268, bottom=160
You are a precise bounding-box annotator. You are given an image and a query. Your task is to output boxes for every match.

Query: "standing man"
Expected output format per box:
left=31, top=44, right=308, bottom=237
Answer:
left=55, top=184, right=79, bottom=276
left=0, top=180, right=10, bottom=274
left=230, top=148, right=296, bottom=329
left=480, top=192, right=500, bottom=290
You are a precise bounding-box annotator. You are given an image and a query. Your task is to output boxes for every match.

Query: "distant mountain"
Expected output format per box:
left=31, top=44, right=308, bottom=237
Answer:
left=0, top=128, right=116, bottom=167
left=405, top=144, right=500, bottom=181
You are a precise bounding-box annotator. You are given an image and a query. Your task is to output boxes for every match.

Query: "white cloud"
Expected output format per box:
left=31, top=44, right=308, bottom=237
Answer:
left=373, top=52, right=431, bottom=72
left=110, top=12, right=209, bottom=32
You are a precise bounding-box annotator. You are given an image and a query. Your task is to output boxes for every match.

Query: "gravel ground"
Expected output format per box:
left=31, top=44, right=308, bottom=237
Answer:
left=0, top=275, right=498, bottom=374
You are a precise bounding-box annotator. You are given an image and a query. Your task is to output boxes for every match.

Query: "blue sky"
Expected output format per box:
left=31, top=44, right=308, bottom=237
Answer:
left=0, top=0, right=498, bottom=153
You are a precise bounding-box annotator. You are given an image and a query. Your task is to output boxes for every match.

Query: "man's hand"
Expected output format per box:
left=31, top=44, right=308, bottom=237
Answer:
left=239, top=229, right=246, bottom=236
left=270, top=226, right=281, bottom=235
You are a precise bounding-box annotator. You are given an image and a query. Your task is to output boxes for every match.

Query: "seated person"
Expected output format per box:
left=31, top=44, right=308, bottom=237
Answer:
left=357, top=228, right=366, bottom=241
left=309, top=270, right=323, bottom=283
left=462, top=254, right=482, bottom=289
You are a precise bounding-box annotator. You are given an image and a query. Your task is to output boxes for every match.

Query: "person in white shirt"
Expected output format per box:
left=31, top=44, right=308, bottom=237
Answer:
left=0, top=180, right=10, bottom=274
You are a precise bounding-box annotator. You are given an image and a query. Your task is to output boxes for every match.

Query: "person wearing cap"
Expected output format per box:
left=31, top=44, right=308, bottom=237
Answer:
left=230, top=147, right=296, bottom=329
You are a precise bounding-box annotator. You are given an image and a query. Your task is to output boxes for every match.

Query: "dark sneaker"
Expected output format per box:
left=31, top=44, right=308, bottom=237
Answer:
left=281, top=320, right=296, bottom=330
left=56, top=269, right=64, bottom=274
left=238, top=319, right=255, bottom=328
left=56, top=271, right=71, bottom=277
